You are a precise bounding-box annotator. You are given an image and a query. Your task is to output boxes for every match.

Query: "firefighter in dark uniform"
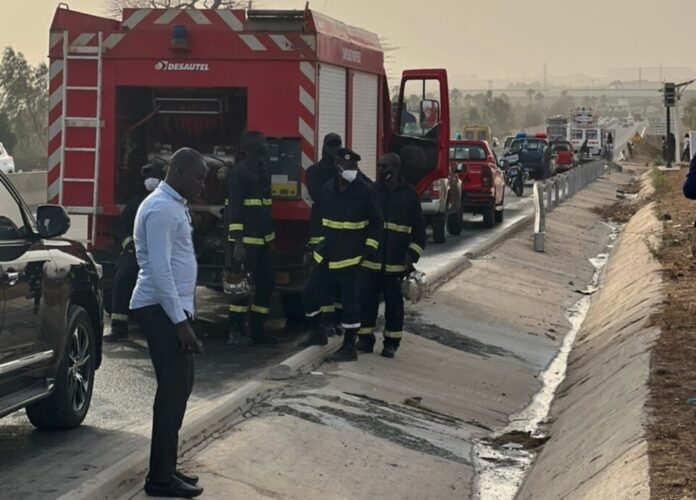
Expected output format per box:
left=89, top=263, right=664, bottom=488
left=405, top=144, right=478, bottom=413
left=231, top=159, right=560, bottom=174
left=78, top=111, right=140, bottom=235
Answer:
left=225, top=131, right=278, bottom=346
left=302, top=148, right=383, bottom=362
left=306, top=133, right=343, bottom=324
left=358, top=153, right=426, bottom=358
left=104, top=162, right=165, bottom=342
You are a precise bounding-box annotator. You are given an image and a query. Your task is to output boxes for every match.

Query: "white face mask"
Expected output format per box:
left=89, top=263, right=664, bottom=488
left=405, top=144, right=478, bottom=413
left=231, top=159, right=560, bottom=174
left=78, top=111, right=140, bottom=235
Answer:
left=341, top=169, right=358, bottom=183
left=144, top=177, right=160, bottom=192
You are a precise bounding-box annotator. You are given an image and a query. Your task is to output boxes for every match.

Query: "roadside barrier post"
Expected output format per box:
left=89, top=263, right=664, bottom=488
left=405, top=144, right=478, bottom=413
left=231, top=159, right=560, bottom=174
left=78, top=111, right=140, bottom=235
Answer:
left=554, top=179, right=560, bottom=207
left=546, top=182, right=553, bottom=213
left=533, top=182, right=545, bottom=252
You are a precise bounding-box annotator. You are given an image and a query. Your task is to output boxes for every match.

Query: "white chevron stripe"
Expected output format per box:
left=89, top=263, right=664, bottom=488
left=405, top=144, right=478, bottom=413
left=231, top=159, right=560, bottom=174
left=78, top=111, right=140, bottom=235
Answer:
left=123, top=9, right=151, bottom=29
left=299, top=86, right=315, bottom=115
left=270, top=34, right=292, bottom=51
left=48, top=147, right=62, bottom=170
left=299, top=118, right=315, bottom=148
left=49, top=60, right=63, bottom=80
left=72, top=33, right=95, bottom=47
left=49, top=118, right=62, bottom=141
left=48, top=179, right=61, bottom=201
left=49, top=86, right=63, bottom=111
left=239, top=34, right=266, bottom=51
left=301, top=183, right=311, bottom=205
left=155, top=9, right=180, bottom=24
left=216, top=10, right=244, bottom=31
left=301, top=152, right=313, bottom=169
left=104, top=33, right=125, bottom=50
left=186, top=10, right=211, bottom=24
left=49, top=33, right=63, bottom=49
left=300, top=62, right=315, bottom=84
left=300, top=35, right=316, bottom=52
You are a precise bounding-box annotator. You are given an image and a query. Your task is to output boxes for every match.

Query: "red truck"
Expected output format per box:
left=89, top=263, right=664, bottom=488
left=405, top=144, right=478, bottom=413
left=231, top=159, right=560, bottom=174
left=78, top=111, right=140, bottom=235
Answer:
left=47, top=5, right=453, bottom=318
left=450, top=140, right=505, bottom=228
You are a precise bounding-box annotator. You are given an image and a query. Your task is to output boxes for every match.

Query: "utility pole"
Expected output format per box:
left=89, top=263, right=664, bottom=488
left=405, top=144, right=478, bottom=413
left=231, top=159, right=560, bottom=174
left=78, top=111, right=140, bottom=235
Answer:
left=543, top=63, right=548, bottom=89
left=664, top=82, right=676, bottom=167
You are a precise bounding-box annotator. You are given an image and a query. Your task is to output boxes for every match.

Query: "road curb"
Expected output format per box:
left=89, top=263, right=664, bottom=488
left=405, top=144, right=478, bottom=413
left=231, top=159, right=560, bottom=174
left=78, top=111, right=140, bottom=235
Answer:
left=59, top=340, right=338, bottom=500
left=425, top=213, right=535, bottom=294
left=268, top=336, right=342, bottom=380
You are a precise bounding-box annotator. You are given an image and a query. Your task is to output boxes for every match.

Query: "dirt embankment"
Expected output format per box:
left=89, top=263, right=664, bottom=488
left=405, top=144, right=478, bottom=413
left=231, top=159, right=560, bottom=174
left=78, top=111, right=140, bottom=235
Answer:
left=646, top=167, right=696, bottom=499
left=517, top=167, right=661, bottom=499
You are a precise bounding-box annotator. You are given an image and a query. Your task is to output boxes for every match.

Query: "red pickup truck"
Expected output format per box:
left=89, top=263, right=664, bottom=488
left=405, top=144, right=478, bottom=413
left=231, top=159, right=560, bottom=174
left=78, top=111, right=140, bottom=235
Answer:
left=551, top=140, right=577, bottom=172
left=450, top=140, right=505, bottom=228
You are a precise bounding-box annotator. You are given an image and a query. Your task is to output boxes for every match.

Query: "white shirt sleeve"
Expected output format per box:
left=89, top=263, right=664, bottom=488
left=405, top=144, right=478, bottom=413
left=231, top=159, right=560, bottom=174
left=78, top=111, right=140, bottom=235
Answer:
left=143, top=208, right=188, bottom=324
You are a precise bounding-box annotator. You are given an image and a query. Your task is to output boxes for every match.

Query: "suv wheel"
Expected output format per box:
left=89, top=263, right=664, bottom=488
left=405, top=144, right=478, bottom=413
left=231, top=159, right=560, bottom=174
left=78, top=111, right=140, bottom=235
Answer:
left=482, top=205, right=496, bottom=228
left=432, top=214, right=447, bottom=244
left=26, top=306, right=96, bottom=430
left=447, top=208, right=463, bottom=236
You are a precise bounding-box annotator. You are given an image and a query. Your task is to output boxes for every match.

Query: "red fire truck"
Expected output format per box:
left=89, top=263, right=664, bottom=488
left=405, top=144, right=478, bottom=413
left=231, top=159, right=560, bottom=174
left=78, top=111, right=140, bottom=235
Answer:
left=48, top=5, right=453, bottom=318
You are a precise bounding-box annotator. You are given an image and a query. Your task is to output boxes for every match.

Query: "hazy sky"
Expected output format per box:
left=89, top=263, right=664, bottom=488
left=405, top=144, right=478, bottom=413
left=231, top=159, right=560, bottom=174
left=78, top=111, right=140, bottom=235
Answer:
left=4, top=0, right=695, bottom=81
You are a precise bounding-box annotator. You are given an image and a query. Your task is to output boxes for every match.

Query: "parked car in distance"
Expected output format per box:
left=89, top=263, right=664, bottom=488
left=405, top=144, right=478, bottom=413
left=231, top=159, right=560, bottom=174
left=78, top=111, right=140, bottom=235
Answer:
left=503, top=135, right=515, bottom=152
left=551, top=140, right=577, bottom=172
left=506, top=133, right=550, bottom=180
left=0, top=143, right=15, bottom=174
left=451, top=140, right=505, bottom=228
left=0, top=171, right=103, bottom=429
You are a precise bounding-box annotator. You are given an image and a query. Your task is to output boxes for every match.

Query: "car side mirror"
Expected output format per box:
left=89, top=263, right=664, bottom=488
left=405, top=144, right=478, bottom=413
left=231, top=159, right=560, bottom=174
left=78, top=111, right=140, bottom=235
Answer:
left=455, top=162, right=466, bottom=173
left=37, top=205, right=71, bottom=238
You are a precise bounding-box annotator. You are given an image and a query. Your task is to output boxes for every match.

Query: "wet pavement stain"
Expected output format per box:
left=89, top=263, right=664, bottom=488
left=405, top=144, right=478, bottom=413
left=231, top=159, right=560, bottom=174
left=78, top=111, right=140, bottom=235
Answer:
left=404, top=313, right=521, bottom=360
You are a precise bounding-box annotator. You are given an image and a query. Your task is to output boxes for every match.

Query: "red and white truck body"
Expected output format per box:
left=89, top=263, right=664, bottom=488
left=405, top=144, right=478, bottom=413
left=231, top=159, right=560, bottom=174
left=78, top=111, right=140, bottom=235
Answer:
left=48, top=6, right=451, bottom=307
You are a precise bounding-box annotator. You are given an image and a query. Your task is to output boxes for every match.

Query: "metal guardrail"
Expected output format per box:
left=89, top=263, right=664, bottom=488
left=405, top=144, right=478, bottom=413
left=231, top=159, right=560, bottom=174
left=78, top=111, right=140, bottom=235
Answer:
left=533, top=161, right=608, bottom=252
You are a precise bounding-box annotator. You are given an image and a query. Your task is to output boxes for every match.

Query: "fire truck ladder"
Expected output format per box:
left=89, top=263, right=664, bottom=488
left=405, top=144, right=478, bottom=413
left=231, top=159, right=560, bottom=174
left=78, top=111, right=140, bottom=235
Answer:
left=59, top=31, right=103, bottom=246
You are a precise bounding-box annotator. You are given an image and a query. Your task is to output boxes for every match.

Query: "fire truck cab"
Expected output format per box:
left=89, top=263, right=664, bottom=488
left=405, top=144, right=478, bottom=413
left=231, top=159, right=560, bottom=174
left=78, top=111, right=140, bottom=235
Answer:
left=48, top=5, right=452, bottom=318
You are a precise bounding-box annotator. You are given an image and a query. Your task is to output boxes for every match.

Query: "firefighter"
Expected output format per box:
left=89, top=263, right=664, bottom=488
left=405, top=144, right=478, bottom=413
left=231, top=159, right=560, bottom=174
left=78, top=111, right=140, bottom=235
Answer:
left=358, top=153, right=426, bottom=358
left=306, top=133, right=344, bottom=327
left=302, top=148, right=383, bottom=361
left=225, top=130, right=278, bottom=346
left=105, top=161, right=165, bottom=342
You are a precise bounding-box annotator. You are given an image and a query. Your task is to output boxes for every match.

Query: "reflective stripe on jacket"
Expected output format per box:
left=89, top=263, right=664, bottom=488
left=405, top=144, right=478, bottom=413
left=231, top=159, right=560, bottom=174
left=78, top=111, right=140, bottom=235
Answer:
left=361, top=177, right=426, bottom=274
left=225, top=158, right=275, bottom=246
left=313, top=176, right=383, bottom=271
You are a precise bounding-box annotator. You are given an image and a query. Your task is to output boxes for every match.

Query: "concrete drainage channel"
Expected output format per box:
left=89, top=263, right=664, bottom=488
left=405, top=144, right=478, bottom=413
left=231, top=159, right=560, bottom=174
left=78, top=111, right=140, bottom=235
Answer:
left=473, top=227, right=617, bottom=499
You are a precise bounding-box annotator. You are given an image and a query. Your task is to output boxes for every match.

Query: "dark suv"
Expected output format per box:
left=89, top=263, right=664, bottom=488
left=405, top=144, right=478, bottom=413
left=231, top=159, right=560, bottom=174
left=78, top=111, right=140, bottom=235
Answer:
left=0, top=171, right=103, bottom=429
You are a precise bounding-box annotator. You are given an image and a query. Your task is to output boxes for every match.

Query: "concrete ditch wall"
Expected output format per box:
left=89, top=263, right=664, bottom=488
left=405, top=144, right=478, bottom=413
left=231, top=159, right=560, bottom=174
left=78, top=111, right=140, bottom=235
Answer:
left=517, top=202, right=662, bottom=499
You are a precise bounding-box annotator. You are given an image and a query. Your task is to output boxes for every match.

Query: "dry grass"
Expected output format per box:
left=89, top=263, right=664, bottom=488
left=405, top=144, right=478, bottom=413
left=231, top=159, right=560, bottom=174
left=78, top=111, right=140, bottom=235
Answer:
left=646, top=167, right=696, bottom=499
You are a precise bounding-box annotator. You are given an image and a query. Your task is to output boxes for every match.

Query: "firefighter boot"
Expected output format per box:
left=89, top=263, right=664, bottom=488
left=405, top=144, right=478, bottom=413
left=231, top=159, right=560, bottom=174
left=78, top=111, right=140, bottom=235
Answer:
left=328, top=328, right=358, bottom=362
left=381, top=339, right=400, bottom=359
left=249, top=315, right=279, bottom=345
left=226, top=319, right=254, bottom=346
left=356, top=334, right=375, bottom=353
left=303, top=316, right=328, bottom=346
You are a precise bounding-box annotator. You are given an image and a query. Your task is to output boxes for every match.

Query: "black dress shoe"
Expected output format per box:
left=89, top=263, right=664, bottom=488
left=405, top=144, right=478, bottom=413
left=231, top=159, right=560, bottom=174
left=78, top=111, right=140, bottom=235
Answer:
left=145, top=475, right=203, bottom=498
left=175, top=469, right=199, bottom=486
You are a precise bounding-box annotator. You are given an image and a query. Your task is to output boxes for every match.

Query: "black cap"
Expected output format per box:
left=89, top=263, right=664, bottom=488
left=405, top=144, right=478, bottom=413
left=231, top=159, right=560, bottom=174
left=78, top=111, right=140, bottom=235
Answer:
left=336, top=148, right=361, bottom=162
left=141, top=161, right=166, bottom=180
left=323, top=133, right=342, bottom=147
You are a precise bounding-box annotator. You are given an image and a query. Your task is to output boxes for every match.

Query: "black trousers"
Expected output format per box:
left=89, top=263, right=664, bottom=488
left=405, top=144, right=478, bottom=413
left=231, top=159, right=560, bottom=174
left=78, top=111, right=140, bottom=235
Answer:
left=303, top=265, right=360, bottom=328
left=228, top=245, right=274, bottom=334
left=359, top=272, right=404, bottom=345
left=133, top=305, right=194, bottom=484
left=111, top=250, right=139, bottom=327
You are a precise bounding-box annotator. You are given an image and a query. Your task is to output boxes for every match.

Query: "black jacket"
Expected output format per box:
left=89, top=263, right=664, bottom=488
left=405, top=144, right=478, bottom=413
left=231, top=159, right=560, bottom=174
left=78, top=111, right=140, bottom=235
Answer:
left=314, top=176, right=383, bottom=271
left=362, top=177, right=426, bottom=274
left=306, top=158, right=338, bottom=245
left=225, top=158, right=275, bottom=246
left=117, top=192, right=147, bottom=252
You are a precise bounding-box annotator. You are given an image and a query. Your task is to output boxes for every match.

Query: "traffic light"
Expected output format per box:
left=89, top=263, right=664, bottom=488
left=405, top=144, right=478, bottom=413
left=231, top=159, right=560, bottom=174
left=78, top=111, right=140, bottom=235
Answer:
left=665, top=82, right=676, bottom=107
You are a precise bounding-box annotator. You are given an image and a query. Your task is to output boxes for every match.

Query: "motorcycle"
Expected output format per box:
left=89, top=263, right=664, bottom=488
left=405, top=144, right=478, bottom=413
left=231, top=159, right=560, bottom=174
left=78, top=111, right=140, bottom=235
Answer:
left=500, top=154, right=526, bottom=197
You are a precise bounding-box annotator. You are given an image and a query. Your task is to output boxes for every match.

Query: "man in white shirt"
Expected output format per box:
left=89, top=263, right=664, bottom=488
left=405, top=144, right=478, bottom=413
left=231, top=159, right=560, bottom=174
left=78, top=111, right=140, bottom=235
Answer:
left=130, top=147, right=207, bottom=498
